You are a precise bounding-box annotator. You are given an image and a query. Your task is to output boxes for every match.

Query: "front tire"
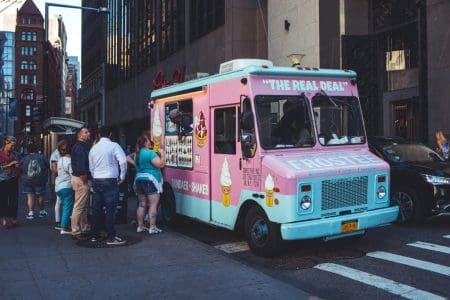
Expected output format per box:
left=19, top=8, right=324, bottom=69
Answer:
left=244, top=206, right=282, bottom=257
left=391, top=188, right=423, bottom=224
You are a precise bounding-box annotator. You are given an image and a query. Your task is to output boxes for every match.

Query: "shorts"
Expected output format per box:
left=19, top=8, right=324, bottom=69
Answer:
left=23, top=184, right=46, bottom=195
left=134, top=179, right=158, bottom=196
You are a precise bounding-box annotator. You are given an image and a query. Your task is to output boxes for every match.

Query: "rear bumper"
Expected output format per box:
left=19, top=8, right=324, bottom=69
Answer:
left=280, top=206, right=399, bottom=240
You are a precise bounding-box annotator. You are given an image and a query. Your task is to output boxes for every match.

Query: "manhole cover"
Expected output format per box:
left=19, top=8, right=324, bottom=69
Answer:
left=75, top=234, right=142, bottom=248
left=315, top=247, right=365, bottom=260
left=265, top=256, right=316, bottom=270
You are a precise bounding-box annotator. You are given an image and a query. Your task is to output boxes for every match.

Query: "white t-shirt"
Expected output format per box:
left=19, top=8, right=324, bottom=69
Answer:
left=55, top=156, right=72, bottom=192
left=50, top=149, right=61, bottom=168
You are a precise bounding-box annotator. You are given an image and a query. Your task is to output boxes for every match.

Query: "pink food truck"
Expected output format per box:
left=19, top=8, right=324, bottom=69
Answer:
left=150, top=59, right=398, bottom=256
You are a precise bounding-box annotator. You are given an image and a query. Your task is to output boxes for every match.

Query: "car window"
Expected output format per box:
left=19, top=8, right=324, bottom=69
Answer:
left=382, top=143, right=443, bottom=162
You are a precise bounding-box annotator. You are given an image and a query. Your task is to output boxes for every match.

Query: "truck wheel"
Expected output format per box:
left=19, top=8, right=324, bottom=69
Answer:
left=244, top=206, right=282, bottom=257
left=158, top=182, right=177, bottom=226
left=391, top=188, right=422, bottom=224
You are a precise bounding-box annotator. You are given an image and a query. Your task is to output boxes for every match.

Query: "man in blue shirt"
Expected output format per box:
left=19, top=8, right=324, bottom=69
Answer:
left=169, top=109, right=193, bottom=138
left=70, top=127, right=91, bottom=236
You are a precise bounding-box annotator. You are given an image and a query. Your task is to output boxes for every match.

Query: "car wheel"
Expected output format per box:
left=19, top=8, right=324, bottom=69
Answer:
left=391, top=188, right=422, bottom=224
left=244, top=206, right=282, bottom=257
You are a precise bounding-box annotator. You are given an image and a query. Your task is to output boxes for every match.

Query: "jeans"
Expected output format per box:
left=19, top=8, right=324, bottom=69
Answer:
left=56, top=188, right=73, bottom=229
left=91, top=179, right=119, bottom=240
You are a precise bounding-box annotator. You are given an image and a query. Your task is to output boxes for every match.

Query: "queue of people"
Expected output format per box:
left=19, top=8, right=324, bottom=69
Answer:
left=0, top=126, right=166, bottom=247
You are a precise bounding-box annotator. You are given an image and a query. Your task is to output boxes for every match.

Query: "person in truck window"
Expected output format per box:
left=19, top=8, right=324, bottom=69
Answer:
left=169, top=109, right=193, bottom=138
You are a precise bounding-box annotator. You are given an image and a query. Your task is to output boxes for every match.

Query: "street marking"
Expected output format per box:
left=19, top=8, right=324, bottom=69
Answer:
left=367, top=251, right=450, bottom=276
left=214, top=241, right=250, bottom=253
left=407, top=241, right=450, bottom=255
left=315, top=263, right=445, bottom=300
left=443, top=235, right=450, bottom=239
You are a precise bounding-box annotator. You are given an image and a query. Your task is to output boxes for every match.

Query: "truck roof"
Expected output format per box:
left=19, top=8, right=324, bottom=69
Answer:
left=150, top=65, right=357, bottom=100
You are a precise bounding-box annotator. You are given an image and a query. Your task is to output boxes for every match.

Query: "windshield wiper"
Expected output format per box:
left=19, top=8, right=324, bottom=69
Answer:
left=319, top=89, right=341, bottom=110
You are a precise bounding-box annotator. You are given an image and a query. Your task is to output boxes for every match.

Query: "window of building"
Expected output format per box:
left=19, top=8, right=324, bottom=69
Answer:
left=31, top=32, right=37, bottom=41
left=20, top=75, right=28, bottom=84
left=31, top=75, right=37, bottom=85
left=214, top=107, right=236, bottom=154
left=29, top=61, right=37, bottom=70
left=21, top=89, right=35, bottom=100
left=190, top=0, right=225, bottom=41
left=160, top=0, right=185, bottom=59
left=21, top=60, right=28, bottom=70
left=25, top=105, right=31, bottom=117
left=25, top=122, right=31, bottom=132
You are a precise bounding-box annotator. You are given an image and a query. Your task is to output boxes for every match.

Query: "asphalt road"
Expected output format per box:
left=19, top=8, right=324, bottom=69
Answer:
left=169, top=215, right=450, bottom=299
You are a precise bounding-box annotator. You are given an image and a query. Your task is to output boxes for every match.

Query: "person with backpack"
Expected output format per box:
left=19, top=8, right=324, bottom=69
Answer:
left=20, top=143, right=49, bottom=219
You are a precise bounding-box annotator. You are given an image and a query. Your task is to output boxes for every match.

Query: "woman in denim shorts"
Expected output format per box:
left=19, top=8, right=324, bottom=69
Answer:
left=134, top=135, right=165, bottom=234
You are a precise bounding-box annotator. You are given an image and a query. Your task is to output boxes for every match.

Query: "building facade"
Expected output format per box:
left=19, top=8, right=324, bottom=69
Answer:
left=14, top=0, right=45, bottom=138
left=268, top=0, right=449, bottom=144
left=80, top=0, right=267, bottom=146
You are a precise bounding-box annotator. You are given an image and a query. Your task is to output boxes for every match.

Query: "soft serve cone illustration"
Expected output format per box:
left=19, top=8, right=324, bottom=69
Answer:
left=152, top=106, right=163, bottom=151
left=220, top=157, right=232, bottom=207
left=265, top=174, right=274, bottom=207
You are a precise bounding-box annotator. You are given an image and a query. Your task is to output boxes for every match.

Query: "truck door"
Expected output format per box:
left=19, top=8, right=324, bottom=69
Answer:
left=210, top=105, right=241, bottom=226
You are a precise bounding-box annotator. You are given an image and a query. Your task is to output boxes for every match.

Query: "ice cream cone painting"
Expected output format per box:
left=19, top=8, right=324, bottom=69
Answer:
left=265, top=174, right=274, bottom=207
left=220, top=158, right=232, bottom=207
left=194, top=111, right=208, bottom=147
left=152, top=106, right=163, bottom=151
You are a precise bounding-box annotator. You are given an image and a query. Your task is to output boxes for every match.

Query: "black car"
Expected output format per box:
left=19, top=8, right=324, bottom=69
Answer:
left=369, top=137, right=450, bottom=223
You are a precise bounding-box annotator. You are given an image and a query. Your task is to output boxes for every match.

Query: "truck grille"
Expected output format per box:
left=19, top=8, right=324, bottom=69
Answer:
left=321, top=176, right=368, bottom=210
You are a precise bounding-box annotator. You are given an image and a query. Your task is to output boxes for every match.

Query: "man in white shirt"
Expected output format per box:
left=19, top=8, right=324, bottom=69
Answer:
left=88, top=127, right=127, bottom=245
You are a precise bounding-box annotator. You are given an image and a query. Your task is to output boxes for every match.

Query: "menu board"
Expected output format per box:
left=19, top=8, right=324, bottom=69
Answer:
left=164, top=135, right=193, bottom=169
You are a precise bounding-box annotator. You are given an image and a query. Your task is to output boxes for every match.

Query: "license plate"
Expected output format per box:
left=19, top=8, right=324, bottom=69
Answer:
left=341, top=220, right=358, bottom=233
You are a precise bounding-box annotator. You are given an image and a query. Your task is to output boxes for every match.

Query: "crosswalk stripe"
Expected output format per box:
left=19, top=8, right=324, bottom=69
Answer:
left=315, top=263, right=445, bottom=300
left=214, top=241, right=249, bottom=253
left=443, top=235, right=450, bottom=239
left=407, top=241, right=450, bottom=255
left=367, top=251, right=450, bottom=276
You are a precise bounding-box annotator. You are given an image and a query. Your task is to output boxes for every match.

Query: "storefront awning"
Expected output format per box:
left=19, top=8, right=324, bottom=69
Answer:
left=42, top=117, right=85, bottom=134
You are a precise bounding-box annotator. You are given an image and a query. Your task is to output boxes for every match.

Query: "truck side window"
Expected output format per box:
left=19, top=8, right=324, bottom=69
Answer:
left=164, top=99, right=194, bottom=168
left=214, top=107, right=236, bottom=154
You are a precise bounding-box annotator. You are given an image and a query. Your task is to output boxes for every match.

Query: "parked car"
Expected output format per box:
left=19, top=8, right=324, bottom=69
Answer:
left=368, top=137, right=450, bottom=223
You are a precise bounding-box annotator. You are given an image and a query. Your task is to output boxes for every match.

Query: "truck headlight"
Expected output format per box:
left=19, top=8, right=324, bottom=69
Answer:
left=377, top=186, right=386, bottom=199
left=422, top=174, right=450, bottom=186
left=300, top=195, right=312, bottom=210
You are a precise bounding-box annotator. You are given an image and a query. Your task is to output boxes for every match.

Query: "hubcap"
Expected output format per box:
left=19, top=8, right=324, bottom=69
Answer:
left=251, top=218, right=269, bottom=246
left=392, top=192, right=414, bottom=222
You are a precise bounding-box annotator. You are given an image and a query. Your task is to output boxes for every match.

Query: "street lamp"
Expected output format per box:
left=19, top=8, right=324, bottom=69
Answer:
left=43, top=2, right=109, bottom=121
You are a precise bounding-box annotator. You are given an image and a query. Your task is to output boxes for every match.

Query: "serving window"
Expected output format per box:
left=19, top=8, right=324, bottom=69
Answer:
left=164, top=99, right=193, bottom=168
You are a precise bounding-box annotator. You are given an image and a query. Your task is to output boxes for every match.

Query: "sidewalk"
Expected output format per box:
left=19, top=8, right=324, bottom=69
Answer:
left=0, top=195, right=312, bottom=299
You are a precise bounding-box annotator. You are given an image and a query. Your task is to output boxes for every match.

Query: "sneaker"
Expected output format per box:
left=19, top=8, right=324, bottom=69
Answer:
left=136, top=227, right=148, bottom=233
left=39, top=210, right=48, bottom=218
left=148, top=227, right=162, bottom=235
left=90, top=236, right=99, bottom=243
left=71, top=230, right=81, bottom=236
left=26, top=211, right=34, bottom=220
left=106, top=236, right=126, bottom=245
left=60, top=229, right=72, bottom=235
left=54, top=223, right=62, bottom=230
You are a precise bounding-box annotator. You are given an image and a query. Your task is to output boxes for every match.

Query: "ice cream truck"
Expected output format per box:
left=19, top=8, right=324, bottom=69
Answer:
left=150, top=59, right=398, bottom=256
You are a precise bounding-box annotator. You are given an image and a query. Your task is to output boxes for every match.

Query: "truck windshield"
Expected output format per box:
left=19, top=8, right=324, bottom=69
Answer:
left=254, top=95, right=314, bottom=149
left=312, top=95, right=365, bottom=146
